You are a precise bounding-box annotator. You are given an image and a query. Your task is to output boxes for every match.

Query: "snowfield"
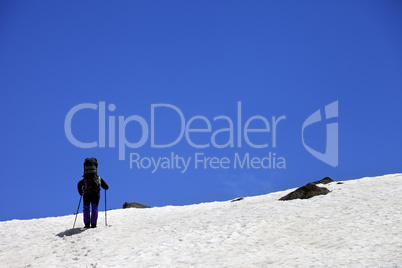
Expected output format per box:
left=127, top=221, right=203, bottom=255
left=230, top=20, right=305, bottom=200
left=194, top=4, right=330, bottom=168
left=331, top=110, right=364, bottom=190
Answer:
left=1, top=174, right=402, bottom=268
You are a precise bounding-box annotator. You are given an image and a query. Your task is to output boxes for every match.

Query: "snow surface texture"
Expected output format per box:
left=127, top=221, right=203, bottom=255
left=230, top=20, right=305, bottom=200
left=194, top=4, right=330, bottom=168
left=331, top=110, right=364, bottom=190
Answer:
left=1, top=174, right=402, bottom=268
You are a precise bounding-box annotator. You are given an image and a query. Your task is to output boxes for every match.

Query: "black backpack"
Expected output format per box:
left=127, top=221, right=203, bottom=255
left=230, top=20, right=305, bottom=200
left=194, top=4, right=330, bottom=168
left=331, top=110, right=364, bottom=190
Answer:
left=83, top=158, right=101, bottom=194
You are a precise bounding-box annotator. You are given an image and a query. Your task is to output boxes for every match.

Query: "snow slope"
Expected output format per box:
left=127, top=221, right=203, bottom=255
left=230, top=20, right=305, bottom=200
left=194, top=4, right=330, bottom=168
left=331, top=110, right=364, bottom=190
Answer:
left=1, top=174, right=402, bottom=268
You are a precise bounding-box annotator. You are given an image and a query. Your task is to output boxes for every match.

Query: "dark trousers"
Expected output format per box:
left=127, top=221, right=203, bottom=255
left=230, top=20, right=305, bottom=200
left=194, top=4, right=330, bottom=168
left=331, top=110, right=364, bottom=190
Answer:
left=83, top=192, right=100, bottom=225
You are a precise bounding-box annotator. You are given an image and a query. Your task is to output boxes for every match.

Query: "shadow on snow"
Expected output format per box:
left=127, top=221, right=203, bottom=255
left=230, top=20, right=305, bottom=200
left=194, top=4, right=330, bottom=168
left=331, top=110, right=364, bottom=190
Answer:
left=56, top=228, right=87, bottom=238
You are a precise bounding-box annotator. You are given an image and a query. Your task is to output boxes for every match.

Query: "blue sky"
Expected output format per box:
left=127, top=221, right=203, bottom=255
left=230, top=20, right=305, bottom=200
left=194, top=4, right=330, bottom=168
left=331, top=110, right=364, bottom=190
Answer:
left=1, top=1, right=401, bottom=221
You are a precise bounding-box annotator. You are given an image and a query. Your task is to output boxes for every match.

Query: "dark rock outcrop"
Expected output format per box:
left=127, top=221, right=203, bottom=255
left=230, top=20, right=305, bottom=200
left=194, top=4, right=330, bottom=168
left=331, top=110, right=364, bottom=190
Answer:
left=311, top=177, right=333, bottom=185
left=231, top=197, right=244, bottom=202
left=122, top=202, right=150, bottom=209
left=279, top=182, right=330, bottom=201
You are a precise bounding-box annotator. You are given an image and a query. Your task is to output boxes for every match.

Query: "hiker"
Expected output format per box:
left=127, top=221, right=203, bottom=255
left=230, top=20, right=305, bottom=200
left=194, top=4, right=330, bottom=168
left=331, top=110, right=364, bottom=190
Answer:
left=77, top=158, right=109, bottom=228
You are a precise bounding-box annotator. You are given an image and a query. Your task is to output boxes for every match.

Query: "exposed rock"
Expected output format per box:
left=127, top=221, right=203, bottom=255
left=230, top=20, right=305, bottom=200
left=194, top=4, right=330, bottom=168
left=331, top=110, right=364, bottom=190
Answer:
left=122, top=202, right=150, bottom=209
left=231, top=197, right=244, bottom=202
left=279, top=183, right=330, bottom=201
left=311, top=177, right=334, bottom=185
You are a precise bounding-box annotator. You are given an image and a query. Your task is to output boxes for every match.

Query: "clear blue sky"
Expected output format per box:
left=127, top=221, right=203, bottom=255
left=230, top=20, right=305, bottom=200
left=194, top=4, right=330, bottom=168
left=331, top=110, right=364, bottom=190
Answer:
left=1, top=1, right=401, bottom=221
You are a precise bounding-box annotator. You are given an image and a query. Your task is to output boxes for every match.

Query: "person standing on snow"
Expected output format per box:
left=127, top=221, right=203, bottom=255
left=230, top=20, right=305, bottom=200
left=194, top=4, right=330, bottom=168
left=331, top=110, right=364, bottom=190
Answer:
left=77, top=158, right=109, bottom=228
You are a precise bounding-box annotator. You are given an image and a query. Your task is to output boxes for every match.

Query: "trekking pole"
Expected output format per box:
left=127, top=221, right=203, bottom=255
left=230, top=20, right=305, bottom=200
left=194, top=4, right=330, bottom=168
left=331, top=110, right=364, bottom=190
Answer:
left=105, top=189, right=108, bottom=226
left=73, top=194, right=83, bottom=229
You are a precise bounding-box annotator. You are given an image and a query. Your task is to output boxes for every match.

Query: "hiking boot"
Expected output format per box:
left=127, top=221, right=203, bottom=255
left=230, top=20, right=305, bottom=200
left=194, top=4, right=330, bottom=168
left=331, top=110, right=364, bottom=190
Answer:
left=84, top=224, right=91, bottom=228
left=91, top=224, right=97, bottom=228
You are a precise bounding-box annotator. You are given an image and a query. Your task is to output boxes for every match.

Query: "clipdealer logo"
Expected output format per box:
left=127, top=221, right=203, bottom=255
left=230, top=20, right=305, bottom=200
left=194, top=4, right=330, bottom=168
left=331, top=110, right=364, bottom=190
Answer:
left=64, top=101, right=338, bottom=172
left=302, top=101, right=339, bottom=167
left=64, top=102, right=287, bottom=172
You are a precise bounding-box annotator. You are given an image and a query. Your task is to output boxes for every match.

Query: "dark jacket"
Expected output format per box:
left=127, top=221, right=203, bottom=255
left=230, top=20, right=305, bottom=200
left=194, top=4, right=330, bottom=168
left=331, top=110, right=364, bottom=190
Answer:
left=77, top=177, right=109, bottom=195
